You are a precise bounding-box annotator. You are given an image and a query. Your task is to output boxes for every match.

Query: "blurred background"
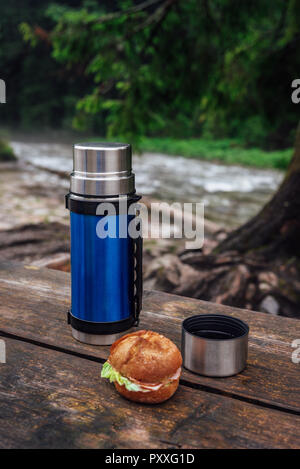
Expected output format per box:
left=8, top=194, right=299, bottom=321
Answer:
left=0, top=0, right=299, bottom=318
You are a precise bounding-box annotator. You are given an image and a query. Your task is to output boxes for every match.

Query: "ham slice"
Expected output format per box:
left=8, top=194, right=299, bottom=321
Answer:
left=129, top=367, right=182, bottom=392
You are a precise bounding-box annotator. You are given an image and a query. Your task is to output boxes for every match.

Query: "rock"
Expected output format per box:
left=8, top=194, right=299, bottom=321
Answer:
left=214, top=264, right=250, bottom=305
left=144, top=254, right=200, bottom=294
left=32, top=253, right=70, bottom=272
left=246, top=283, right=256, bottom=300
left=258, top=271, right=278, bottom=288
left=259, top=282, right=271, bottom=292
left=260, top=295, right=280, bottom=315
left=215, top=231, right=227, bottom=242
left=143, top=238, right=182, bottom=259
left=144, top=254, right=180, bottom=285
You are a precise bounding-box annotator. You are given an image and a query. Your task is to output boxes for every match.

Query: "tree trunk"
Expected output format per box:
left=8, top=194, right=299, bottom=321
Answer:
left=215, top=121, right=300, bottom=258
left=145, top=123, right=300, bottom=318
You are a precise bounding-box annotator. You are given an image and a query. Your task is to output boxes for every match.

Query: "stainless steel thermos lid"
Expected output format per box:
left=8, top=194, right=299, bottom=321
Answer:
left=182, top=314, right=249, bottom=377
left=70, top=142, right=135, bottom=196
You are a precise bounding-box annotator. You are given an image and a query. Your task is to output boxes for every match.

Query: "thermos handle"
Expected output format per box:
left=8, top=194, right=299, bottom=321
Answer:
left=133, top=229, right=143, bottom=326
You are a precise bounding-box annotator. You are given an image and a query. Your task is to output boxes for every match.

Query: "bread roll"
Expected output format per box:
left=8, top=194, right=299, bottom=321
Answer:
left=101, top=330, right=182, bottom=404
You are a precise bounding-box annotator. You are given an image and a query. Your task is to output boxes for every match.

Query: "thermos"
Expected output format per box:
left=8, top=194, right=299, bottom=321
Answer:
left=66, top=142, right=142, bottom=345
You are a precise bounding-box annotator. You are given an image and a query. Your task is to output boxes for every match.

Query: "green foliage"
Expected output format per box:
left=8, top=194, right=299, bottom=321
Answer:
left=0, top=0, right=88, bottom=129
left=43, top=0, right=300, bottom=147
left=0, top=139, right=17, bottom=162
left=1, top=0, right=299, bottom=149
left=139, top=137, right=293, bottom=170
left=19, top=22, right=38, bottom=47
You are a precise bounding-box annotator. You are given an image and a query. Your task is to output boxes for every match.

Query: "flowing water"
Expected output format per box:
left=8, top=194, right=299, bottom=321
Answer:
left=10, top=140, right=283, bottom=228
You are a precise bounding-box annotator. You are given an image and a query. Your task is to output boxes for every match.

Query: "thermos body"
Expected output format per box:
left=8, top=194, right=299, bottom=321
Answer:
left=66, top=143, right=142, bottom=345
left=70, top=211, right=134, bottom=323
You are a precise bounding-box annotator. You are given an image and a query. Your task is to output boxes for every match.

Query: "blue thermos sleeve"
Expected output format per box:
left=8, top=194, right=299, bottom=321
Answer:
left=70, top=212, right=134, bottom=323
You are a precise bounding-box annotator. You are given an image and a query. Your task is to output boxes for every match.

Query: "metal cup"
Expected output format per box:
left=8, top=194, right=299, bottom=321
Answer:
left=182, top=314, right=249, bottom=377
left=71, top=142, right=135, bottom=196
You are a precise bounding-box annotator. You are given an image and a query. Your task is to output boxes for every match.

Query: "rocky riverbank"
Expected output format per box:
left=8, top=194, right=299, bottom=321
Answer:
left=1, top=140, right=293, bottom=318
left=0, top=160, right=223, bottom=275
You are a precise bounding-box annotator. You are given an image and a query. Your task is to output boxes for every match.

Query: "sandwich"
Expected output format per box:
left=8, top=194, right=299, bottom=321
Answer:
left=101, top=330, right=182, bottom=404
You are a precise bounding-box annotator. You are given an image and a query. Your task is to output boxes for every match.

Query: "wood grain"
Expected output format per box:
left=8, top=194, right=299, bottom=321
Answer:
left=0, top=336, right=299, bottom=449
left=0, top=261, right=299, bottom=413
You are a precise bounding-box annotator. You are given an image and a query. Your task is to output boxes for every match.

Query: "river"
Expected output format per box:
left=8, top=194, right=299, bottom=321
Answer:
left=10, top=140, right=283, bottom=228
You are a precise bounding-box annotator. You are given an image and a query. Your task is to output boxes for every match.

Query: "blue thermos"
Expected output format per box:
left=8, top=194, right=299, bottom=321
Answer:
left=66, top=142, right=142, bottom=345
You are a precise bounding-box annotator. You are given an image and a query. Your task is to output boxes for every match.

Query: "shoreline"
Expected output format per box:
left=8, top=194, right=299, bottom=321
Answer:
left=1, top=128, right=292, bottom=171
left=139, top=137, right=292, bottom=171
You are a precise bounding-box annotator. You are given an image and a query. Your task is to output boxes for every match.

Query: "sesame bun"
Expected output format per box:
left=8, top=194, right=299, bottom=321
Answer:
left=108, top=330, right=182, bottom=403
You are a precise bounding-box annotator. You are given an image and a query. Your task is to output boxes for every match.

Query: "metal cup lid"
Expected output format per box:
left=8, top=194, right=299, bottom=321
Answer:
left=70, top=142, right=135, bottom=197
left=182, top=314, right=249, bottom=377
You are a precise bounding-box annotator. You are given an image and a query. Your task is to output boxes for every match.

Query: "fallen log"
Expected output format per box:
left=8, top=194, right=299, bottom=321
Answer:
left=0, top=222, right=69, bottom=264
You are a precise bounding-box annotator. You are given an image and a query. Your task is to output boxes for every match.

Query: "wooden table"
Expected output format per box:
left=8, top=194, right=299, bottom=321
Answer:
left=0, top=261, right=299, bottom=449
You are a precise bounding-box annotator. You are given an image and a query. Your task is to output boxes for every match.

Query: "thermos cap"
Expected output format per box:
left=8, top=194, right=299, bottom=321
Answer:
left=182, top=314, right=249, bottom=377
left=70, top=142, right=135, bottom=197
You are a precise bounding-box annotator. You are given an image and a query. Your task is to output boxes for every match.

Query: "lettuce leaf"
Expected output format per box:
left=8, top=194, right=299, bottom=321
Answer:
left=101, top=361, right=141, bottom=392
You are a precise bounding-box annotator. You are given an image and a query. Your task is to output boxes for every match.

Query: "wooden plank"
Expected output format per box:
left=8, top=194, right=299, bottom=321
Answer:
left=0, top=336, right=299, bottom=449
left=0, top=261, right=299, bottom=413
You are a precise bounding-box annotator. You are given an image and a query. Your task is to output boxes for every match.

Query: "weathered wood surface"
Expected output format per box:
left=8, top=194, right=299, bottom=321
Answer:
left=0, top=262, right=299, bottom=415
left=0, top=336, right=299, bottom=449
